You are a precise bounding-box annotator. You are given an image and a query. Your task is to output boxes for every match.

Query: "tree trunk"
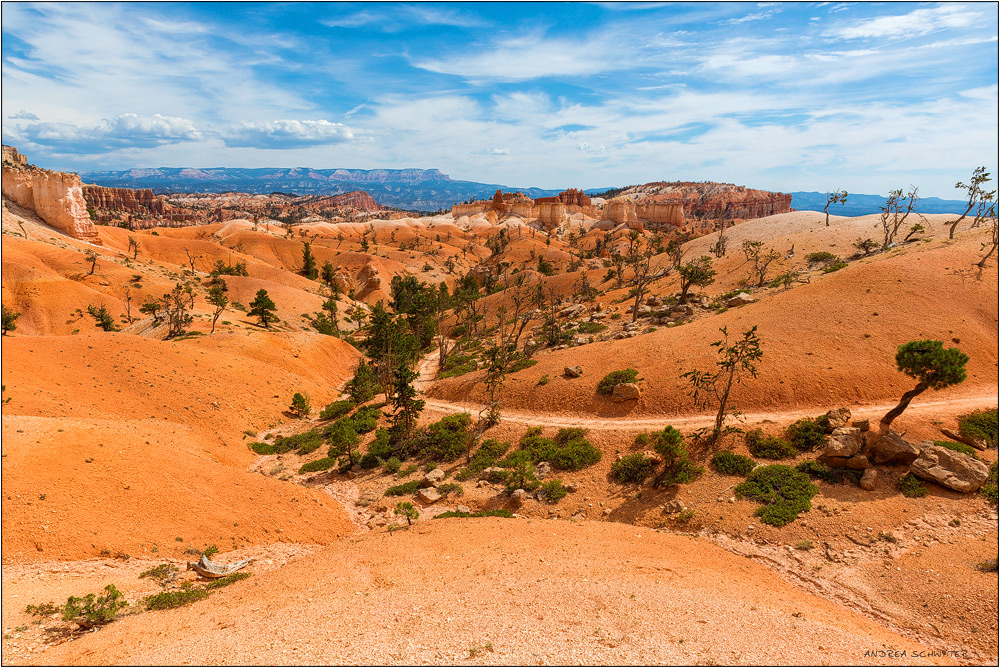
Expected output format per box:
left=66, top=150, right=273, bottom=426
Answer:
left=880, top=381, right=929, bottom=430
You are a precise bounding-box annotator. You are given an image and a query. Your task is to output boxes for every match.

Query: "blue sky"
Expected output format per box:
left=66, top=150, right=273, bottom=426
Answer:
left=2, top=2, right=997, bottom=196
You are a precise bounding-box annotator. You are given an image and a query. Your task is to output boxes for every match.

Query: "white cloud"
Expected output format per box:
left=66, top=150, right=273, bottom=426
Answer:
left=7, top=110, right=38, bottom=120
left=487, top=148, right=510, bottom=155
left=221, top=120, right=369, bottom=149
left=321, top=5, right=485, bottom=31
left=721, top=10, right=774, bottom=25
left=17, top=113, right=200, bottom=153
left=830, top=5, right=980, bottom=40
left=412, top=33, right=637, bottom=81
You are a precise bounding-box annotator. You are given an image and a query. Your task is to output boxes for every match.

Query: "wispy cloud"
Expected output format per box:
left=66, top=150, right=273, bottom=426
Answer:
left=7, top=109, right=38, bottom=120
left=321, top=5, right=485, bottom=31
left=221, top=120, right=370, bottom=149
left=829, top=4, right=980, bottom=40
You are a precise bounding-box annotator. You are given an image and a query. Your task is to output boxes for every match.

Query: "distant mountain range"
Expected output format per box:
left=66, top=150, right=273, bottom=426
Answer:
left=788, top=191, right=970, bottom=217
left=77, top=166, right=973, bottom=215
left=77, top=167, right=565, bottom=212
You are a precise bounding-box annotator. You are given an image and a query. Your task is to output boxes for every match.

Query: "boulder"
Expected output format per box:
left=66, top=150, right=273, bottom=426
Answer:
left=510, top=488, right=528, bottom=508
left=646, top=296, right=661, bottom=306
left=818, top=454, right=870, bottom=470
left=534, top=462, right=552, bottom=480
left=419, top=468, right=446, bottom=488
left=417, top=487, right=442, bottom=504
left=909, top=446, right=990, bottom=493
left=456, top=505, right=471, bottom=515
left=824, top=407, right=852, bottom=432
left=636, top=305, right=652, bottom=316
left=674, top=304, right=695, bottom=316
left=479, top=466, right=506, bottom=481
left=663, top=500, right=687, bottom=513
left=726, top=292, right=754, bottom=307
left=851, top=419, right=870, bottom=432
left=867, top=430, right=921, bottom=465
left=824, top=427, right=864, bottom=458
left=612, top=383, right=642, bottom=402
left=860, top=468, right=878, bottom=491
left=573, top=337, right=589, bottom=346
left=559, top=304, right=587, bottom=318
left=564, top=365, right=583, bottom=378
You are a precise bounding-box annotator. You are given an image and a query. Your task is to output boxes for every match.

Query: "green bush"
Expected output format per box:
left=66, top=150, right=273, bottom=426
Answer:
left=250, top=442, right=275, bottom=455
left=345, top=404, right=382, bottom=434
left=610, top=453, right=657, bottom=484
left=735, top=465, right=818, bottom=527
left=745, top=429, right=798, bottom=460
left=396, top=463, right=418, bottom=478
left=977, top=557, right=999, bottom=573
left=271, top=429, right=323, bottom=455
left=367, top=428, right=393, bottom=460
left=346, top=360, right=378, bottom=404
left=383, top=456, right=402, bottom=474
left=822, top=259, right=848, bottom=273
left=958, top=408, right=998, bottom=448
left=145, top=587, right=209, bottom=610
left=796, top=460, right=862, bottom=485
left=456, top=439, right=510, bottom=480
left=651, top=426, right=703, bottom=486
left=201, top=572, right=251, bottom=589
left=435, top=509, right=514, bottom=519
left=508, top=357, right=538, bottom=373
left=576, top=322, right=607, bottom=334
left=596, top=368, right=639, bottom=395
left=138, top=563, right=179, bottom=587
left=319, top=400, right=355, bottom=421
left=805, top=251, right=837, bottom=264
left=385, top=480, right=421, bottom=496
left=634, top=432, right=650, bottom=447
left=63, top=585, right=128, bottom=626
left=359, top=453, right=382, bottom=469
left=512, top=427, right=600, bottom=471
left=437, top=482, right=464, bottom=497
left=299, top=457, right=336, bottom=474
left=934, top=440, right=979, bottom=459
left=326, top=421, right=359, bottom=458
left=785, top=418, right=826, bottom=451
left=981, top=461, right=997, bottom=506
left=896, top=472, right=928, bottom=498
left=417, top=413, right=472, bottom=462
left=711, top=451, right=756, bottom=476
left=538, top=480, right=568, bottom=503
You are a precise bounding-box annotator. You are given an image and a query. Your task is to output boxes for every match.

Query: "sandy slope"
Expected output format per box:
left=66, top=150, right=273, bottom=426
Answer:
left=11, top=520, right=958, bottom=666
left=1, top=331, right=360, bottom=563
left=429, top=214, right=998, bottom=418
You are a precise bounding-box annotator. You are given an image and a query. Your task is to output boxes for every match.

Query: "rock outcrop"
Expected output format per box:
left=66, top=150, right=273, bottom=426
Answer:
left=82, top=186, right=169, bottom=214
left=867, top=430, right=921, bottom=465
left=819, top=427, right=869, bottom=469
left=612, top=383, right=642, bottom=402
left=2, top=145, right=100, bottom=243
left=909, top=446, right=990, bottom=493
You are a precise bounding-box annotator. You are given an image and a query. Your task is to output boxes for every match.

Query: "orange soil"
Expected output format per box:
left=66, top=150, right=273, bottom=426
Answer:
left=7, top=520, right=959, bottom=666
left=430, top=215, right=999, bottom=418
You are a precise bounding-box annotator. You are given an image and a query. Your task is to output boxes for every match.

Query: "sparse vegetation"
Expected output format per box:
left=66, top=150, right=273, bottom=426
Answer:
left=796, top=460, right=861, bottom=485
left=896, top=472, right=928, bottom=498
left=596, top=368, right=639, bottom=395
left=958, top=408, right=998, bottom=448
left=711, top=451, right=756, bottom=476
left=319, top=400, right=355, bottom=421
left=735, top=465, right=818, bottom=527
left=610, top=453, right=657, bottom=484
left=2, top=304, right=20, bottom=335
left=538, top=480, right=568, bottom=503
left=785, top=417, right=826, bottom=451
left=745, top=428, right=797, bottom=460
left=981, top=461, right=998, bottom=506
left=62, top=584, right=128, bottom=627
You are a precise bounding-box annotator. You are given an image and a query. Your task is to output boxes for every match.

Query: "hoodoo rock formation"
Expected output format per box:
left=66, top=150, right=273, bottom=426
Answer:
left=617, top=182, right=792, bottom=221
left=82, top=186, right=169, bottom=214
left=2, top=145, right=101, bottom=243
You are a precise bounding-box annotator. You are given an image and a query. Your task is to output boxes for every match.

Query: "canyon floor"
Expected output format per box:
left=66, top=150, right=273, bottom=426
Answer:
left=2, top=198, right=997, bottom=665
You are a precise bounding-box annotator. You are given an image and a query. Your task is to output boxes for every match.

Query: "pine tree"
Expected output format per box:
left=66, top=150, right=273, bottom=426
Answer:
left=206, top=282, right=229, bottom=334
left=248, top=289, right=278, bottom=329
left=389, top=365, right=424, bottom=444
left=301, top=242, right=318, bottom=280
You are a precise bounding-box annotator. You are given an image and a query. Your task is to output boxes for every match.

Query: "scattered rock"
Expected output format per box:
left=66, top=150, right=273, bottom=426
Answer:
left=456, top=505, right=471, bottom=515
left=612, top=382, right=642, bottom=402
left=909, top=446, right=990, bottom=493
left=559, top=304, right=587, bottom=318
left=478, top=467, right=505, bottom=481
left=860, top=468, right=878, bottom=491
left=417, top=487, right=441, bottom=504
left=823, top=427, right=863, bottom=458
left=726, top=292, right=754, bottom=307
left=420, top=468, right=445, bottom=488
left=646, top=296, right=661, bottom=306
left=564, top=366, right=583, bottom=378
left=851, top=419, right=870, bottom=432
left=819, top=454, right=870, bottom=470
left=824, top=407, right=852, bottom=432
left=510, top=489, right=528, bottom=508
left=534, top=462, right=552, bottom=480
left=867, top=430, right=921, bottom=465
left=564, top=484, right=578, bottom=494
left=663, top=500, right=687, bottom=514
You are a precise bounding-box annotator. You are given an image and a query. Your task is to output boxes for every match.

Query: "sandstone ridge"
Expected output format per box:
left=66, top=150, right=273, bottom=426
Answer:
left=1, top=145, right=100, bottom=243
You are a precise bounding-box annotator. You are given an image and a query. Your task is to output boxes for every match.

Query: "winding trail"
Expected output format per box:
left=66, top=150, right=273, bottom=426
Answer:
left=416, top=348, right=997, bottom=430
